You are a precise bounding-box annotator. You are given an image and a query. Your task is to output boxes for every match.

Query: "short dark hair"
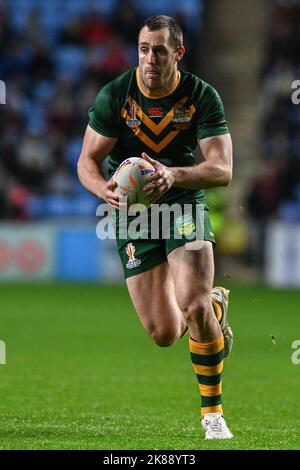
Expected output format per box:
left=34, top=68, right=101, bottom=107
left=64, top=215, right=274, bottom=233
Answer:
left=140, top=15, right=183, bottom=50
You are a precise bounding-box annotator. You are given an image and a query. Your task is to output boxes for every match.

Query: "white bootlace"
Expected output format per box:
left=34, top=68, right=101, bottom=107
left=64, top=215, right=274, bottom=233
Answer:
left=204, top=416, right=223, bottom=434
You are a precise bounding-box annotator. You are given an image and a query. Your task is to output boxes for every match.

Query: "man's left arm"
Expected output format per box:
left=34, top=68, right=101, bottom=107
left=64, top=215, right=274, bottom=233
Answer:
left=173, top=133, right=232, bottom=188
left=143, top=133, right=233, bottom=203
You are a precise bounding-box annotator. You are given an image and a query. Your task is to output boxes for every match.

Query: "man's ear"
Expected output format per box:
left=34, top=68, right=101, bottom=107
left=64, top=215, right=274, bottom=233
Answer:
left=175, top=45, right=186, bottom=62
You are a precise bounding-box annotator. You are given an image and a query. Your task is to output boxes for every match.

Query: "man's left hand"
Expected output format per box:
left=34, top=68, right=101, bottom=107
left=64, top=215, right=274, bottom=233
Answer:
left=142, top=152, right=176, bottom=204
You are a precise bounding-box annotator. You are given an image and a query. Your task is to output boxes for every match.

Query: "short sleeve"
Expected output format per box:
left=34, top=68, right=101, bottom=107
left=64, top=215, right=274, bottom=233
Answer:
left=197, top=84, right=229, bottom=140
left=88, top=86, right=120, bottom=138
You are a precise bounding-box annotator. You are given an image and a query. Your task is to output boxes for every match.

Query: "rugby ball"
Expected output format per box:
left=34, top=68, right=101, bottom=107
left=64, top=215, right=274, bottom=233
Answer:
left=113, top=157, right=155, bottom=209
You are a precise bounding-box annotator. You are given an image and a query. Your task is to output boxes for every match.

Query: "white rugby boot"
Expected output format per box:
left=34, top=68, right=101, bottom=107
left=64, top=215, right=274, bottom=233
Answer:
left=201, top=412, right=233, bottom=439
left=212, top=287, right=233, bottom=358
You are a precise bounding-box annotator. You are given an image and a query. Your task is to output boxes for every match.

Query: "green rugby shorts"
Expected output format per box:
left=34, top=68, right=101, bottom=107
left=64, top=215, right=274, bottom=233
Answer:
left=115, top=199, right=216, bottom=279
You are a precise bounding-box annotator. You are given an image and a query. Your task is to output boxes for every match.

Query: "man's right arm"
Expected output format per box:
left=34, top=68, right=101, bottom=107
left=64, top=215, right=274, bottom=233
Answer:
left=77, top=125, right=120, bottom=208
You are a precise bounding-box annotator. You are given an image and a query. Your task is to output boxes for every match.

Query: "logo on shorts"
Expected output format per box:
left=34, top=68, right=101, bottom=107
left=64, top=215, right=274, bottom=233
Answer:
left=175, top=214, right=195, bottom=236
left=125, top=243, right=141, bottom=269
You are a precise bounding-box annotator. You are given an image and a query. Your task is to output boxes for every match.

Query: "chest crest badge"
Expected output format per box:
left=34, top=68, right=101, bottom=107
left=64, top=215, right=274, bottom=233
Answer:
left=125, top=103, right=141, bottom=130
left=172, top=105, right=195, bottom=130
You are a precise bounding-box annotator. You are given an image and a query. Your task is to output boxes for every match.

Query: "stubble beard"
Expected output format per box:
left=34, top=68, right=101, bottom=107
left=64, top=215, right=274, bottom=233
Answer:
left=141, top=71, right=162, bottom=92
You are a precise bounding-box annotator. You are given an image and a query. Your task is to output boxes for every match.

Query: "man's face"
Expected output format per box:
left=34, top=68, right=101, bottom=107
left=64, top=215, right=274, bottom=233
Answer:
left=138, top=27, right=180, bottom=92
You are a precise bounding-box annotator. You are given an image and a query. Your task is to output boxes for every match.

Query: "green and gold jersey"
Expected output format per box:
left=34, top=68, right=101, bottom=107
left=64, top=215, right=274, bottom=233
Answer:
left=88, top=67, right=229, bottom=204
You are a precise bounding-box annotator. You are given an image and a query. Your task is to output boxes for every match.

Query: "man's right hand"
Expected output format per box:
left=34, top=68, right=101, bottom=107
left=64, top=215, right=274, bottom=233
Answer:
left=99, top=179, right=120, bottom=208
left=77, top=126, right=118, bottom=205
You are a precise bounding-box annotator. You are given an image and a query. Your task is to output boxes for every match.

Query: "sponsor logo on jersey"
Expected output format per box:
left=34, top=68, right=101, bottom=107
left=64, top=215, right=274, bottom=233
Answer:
left=175, top=214, right=196, bottom=236
left=148, top=107, right=163, bottom=118
left=125, top=243, right=142, bottom=269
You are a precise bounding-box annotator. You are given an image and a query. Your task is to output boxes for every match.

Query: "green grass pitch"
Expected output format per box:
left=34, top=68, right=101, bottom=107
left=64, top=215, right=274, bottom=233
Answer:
left=0, top=282, right=299, bottom=450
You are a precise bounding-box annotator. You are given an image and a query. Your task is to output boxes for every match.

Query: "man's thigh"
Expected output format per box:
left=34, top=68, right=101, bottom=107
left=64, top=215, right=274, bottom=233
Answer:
left=126, top=261, right=184, bottom=337
left=116, top=234, right=184, bottom=336
left=167, top=241, right=215, bottom=309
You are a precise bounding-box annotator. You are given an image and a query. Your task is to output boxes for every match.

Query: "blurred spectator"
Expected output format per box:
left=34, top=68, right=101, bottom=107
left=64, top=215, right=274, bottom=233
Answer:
left=8, top=185, right=31, bottom=220
left=0, top=5, right=13, bottom=50
left=60, top=18, right=84, bottom=46
left=247, top=159, right=284, bottom=220
left=47, top=149, right=75, bottom=195
left=17, top=131, right=53, bottom=191
left=111, top=0, right=142, bottom=46
left=21, top=9, right=43, bottom=47
left=83, top=10, right=113, bottom=46
left=99, top=36, right=132, bottom=82
left=28, top=40, right=54, bottom=80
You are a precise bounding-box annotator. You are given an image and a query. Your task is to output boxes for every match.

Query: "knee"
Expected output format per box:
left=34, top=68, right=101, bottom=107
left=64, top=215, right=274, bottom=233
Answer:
left=149, top=326, right=179, bottom=347
left=178, top=295, right=211, bottom=325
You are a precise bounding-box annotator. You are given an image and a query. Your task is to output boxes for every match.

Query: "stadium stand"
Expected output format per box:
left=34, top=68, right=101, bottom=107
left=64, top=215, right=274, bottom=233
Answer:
left=0, top=0, right=202, bottom=220
left=248, top=0, right=300, bottom=224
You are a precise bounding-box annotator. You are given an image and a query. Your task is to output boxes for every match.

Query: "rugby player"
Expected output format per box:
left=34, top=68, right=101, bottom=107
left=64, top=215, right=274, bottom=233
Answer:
left=78, top=15, right=233, bottom=439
